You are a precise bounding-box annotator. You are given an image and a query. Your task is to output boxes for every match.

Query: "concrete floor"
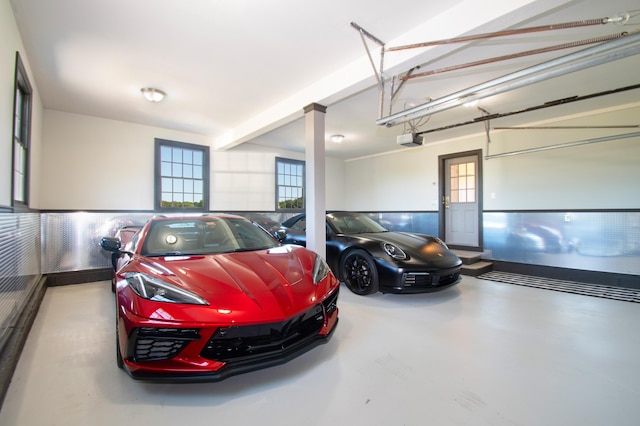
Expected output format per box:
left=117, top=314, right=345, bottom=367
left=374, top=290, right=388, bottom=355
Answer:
left=1, top=277, right=639, bottom=426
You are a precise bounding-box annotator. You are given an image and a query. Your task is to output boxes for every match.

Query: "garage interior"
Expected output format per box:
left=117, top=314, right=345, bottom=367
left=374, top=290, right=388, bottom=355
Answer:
left=4, top=278, right=640, bottom=425
left=1, top=0, right=640, bottom=424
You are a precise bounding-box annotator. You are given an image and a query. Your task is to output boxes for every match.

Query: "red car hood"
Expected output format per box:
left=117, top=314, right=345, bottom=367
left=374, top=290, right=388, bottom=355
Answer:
left=131, top=245, right=326, bottom=321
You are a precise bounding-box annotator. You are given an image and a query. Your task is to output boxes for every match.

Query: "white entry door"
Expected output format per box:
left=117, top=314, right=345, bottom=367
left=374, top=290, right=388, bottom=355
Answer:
left=444, top=154, right=480, bottom=248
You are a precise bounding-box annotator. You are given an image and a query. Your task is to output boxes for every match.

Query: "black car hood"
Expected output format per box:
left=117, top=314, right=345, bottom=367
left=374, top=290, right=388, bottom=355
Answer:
left=352, top=231, right=461, bottom=268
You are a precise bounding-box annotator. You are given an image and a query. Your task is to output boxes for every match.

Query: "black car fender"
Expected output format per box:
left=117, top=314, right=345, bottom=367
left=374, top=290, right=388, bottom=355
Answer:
left=329, top=237, right=385, bottom=278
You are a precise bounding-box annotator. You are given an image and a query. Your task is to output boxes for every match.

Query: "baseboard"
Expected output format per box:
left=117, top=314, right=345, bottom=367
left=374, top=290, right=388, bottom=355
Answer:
left=0, top=276, right=47, bottom=410
left=492, top=261, right=640, bottom=289
left=45, top=268, right=112, bottom=287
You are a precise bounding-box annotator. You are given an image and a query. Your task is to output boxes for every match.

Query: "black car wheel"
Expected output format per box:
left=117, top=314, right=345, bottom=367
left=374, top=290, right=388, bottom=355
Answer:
left=341, top=249, right=379, bottom=295
left=110, top=252, right=118, bottom=292
left=116, top=331, right=124, bottom=369
left=115, top=298, right=124, bottom=369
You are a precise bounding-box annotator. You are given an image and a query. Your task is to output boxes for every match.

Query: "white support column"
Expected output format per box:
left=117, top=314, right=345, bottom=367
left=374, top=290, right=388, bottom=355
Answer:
left=303, top=103, right=326, bottom=259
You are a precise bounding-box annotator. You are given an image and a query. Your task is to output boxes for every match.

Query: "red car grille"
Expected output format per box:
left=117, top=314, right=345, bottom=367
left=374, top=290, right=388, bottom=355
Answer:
left=201, top=305, right=326, bottom=362
left=402, top=271, right=460, bottom=287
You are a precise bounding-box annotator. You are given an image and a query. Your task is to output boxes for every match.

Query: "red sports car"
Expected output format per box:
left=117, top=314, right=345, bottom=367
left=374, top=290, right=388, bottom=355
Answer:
left=100, top=214, right=339, bottom=381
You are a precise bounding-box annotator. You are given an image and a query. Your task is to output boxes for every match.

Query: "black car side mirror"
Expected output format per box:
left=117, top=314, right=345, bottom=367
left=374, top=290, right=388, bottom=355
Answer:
left=100, top=236, right=122, bottom=252
left=275, top=229, right=287, bottom=242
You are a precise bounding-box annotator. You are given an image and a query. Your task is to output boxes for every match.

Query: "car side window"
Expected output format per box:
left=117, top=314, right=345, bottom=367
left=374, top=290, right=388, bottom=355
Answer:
left=326, top=223, right=334, bottom=237
left=126, top=232, right=140, bottom=252
left=291, top=217, right=306, bottom=231
left=328, top=216, right=347, bottom=233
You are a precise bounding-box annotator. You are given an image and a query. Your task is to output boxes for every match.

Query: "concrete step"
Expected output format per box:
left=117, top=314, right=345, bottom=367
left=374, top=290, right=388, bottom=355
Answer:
left=452, top=250, right=483, bottom=265
left=460, top=261, right=494, bottom=277
left=452, top=250, right=493, bottom=276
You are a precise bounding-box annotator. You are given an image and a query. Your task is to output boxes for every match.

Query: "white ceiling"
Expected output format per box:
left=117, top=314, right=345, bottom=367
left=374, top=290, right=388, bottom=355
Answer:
left=10, top=0, right=640, bottom=160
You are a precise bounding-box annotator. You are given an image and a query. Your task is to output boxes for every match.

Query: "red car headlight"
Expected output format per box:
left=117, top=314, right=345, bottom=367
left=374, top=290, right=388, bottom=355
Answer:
left=312, top=255, right=331, bottom=285
left=124, top=272, right=209, bottom=305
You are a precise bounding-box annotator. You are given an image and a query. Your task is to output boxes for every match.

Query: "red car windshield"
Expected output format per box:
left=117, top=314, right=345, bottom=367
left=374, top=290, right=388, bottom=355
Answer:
left=141, top=217, right=279, bottom=256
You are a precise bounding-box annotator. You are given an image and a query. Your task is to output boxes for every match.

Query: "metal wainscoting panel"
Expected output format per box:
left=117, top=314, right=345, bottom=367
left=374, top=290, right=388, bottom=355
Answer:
left=0, top=213, right=41, bottom=346
left=483, top=211, right=640, bottom=276
left=40, top=212, right=152, bottom=274
left=479, top=271, right=640, bottom=303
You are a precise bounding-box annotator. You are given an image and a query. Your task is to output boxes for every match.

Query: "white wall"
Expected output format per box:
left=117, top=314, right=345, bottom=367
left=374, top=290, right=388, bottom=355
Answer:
left=1, top=2, right=43, bottom=208
left=345, top=104, right=640, bottom=211
left=223, top=143, right=345, bottom=211
left=5, top=0, right=343, bottom=213
left=344, top=135, right=481, bottom=211
left=6, top=0, right=637, bottom=214
left=40, top=110, right=345, bottom=211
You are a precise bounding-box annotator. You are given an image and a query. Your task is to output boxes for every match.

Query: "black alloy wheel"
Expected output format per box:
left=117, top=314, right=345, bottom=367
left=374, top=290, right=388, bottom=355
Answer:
left=341, top=249, right=379, bottom=295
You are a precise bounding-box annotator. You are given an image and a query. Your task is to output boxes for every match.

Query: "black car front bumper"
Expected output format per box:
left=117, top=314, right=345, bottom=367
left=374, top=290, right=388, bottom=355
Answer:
left=376, top=263, right=462, bottom=294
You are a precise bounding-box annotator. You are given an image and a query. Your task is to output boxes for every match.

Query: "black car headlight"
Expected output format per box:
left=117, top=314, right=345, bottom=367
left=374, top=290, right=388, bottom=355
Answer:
left=383, top=242, right=407, bottom=260
left=124, top=272, right=209, bottom=305
left=312, top=255, right=331, bottom=285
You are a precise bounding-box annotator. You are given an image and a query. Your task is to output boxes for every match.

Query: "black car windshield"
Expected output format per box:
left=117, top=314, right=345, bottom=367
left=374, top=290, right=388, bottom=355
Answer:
left=141, top=217, right=280, bottom=256
left=327, top=212, right=388, bottom=234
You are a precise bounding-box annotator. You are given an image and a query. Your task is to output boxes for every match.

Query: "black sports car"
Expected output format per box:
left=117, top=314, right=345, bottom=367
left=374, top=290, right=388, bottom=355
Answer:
left=278, top=211, right=462, bottom=295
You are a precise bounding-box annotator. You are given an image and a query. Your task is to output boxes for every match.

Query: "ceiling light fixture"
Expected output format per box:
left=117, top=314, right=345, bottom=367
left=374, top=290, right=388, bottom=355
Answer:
left=330, top=134, right=345, bottom=143
left=140, top=87, right=167, bottom=102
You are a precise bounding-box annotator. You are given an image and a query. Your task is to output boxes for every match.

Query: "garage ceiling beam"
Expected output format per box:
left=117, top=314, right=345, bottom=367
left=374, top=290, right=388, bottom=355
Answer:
left=485, top=131, right=640, bottom=159
left=376, top=30, right=640, bottom=128
left=416, top=83, right=640, bottom=136
left=386, top=16, right=621, bottom=52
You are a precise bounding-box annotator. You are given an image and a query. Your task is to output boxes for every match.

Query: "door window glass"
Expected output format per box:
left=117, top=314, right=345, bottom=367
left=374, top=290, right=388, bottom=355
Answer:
left=450, top=162, right=476, bottom=203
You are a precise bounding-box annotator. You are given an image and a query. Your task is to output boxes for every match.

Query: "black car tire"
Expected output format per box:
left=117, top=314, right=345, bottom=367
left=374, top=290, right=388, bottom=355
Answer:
left=116, top=332, right=124, bottom=369
left=110, top=252, right=118, bottom=292
left=341, top=249, right=379, bottom=295
left=115, top=297, right=124, bottom=369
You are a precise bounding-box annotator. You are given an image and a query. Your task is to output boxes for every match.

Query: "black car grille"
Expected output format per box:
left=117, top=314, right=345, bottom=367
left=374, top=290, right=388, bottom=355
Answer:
left=322, top=287, right=339, bottom=314
left=201, top=304, right=327, bottom=363
left=130, top=327, right=201, bottom=362
left=402, top=270, right=460, bottom=287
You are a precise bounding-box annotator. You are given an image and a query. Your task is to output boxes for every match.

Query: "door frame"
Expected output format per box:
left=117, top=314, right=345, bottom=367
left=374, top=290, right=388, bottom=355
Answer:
left=438, top=149, right=484, bottom=251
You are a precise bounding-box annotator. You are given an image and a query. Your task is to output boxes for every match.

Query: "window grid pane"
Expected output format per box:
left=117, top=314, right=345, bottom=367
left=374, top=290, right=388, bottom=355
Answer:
left=158, top=142, right=207, bottom=209
left=14, top=89, right=23, bottom=140
left=13, top=55, right=31, bottom=206
left=13, top=142, right=26, bottom=203
left=450, top=161, right=476, bottom=204
left=276, top=158, right=305, bottom=211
